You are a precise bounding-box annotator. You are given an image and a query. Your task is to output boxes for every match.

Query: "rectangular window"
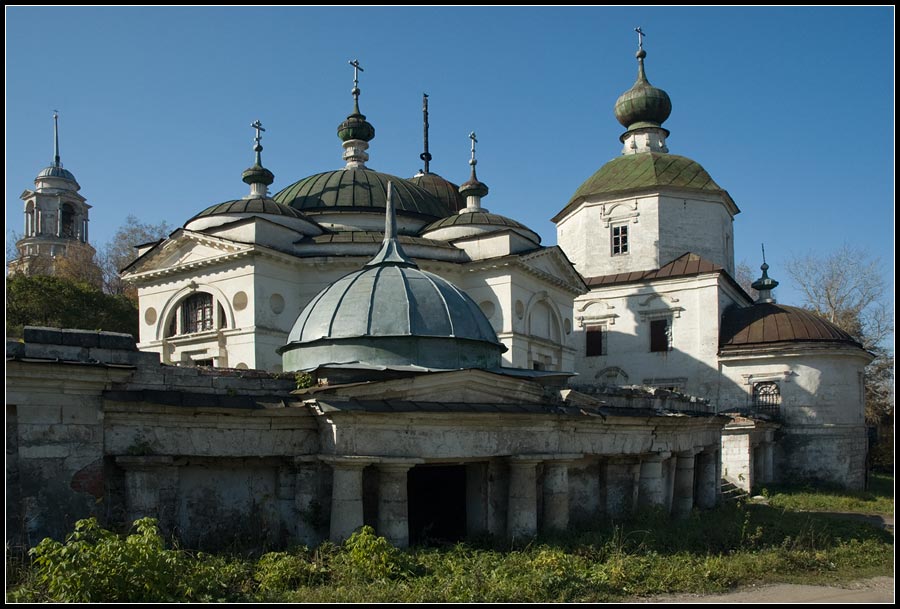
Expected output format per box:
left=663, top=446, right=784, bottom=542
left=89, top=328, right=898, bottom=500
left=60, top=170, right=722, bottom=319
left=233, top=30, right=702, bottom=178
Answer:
left=586, top=326, right=607, bottom=356
left=612, top=224, right=629, bottom=255
left=650, top=319, right=671, bottom=352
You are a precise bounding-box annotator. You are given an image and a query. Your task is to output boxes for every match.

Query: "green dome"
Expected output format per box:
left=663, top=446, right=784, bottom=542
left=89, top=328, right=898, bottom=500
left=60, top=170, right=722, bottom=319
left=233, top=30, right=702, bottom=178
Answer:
left=614, top=50, right=672, bottom=132
left=568, top=152, right=725, bottom=206
left=273, top=168, right=447, bottom=219
left=185, top=197, right=307, bottom=225
left=409, top=172, right=465, bottom=214
left=422, top=211, right=541, bottom=244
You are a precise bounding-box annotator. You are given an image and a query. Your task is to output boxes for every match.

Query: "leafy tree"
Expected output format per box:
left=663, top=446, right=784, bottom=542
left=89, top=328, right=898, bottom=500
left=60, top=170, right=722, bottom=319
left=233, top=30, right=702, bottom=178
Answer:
left=99, top=215, right=173, bottom=298
left=6, top=274, right=138, bottom=338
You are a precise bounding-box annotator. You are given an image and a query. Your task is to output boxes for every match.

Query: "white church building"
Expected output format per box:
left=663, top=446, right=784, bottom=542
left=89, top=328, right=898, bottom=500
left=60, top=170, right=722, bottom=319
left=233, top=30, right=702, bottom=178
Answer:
left=7, top=38, right=872, bottom=550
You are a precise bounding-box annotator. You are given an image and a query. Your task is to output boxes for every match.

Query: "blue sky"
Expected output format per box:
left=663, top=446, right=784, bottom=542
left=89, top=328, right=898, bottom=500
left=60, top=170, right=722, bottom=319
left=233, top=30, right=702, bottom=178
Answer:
left=6, top=6, right=894, bottom=310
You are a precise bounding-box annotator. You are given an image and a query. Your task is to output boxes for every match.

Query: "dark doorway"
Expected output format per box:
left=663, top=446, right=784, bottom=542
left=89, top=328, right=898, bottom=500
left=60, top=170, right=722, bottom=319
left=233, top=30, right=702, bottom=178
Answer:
left=407, top=464, right=466, bottom=545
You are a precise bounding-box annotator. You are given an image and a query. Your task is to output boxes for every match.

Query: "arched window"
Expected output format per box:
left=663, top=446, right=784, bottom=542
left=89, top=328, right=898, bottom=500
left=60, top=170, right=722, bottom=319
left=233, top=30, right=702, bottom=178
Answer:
left=753, top=381, right=781, bottom=414
left=61, top=203, right=76, bottom=238
left=25, top=202, right=35, bottom=236
left=181, top=292, right=214, bottom=333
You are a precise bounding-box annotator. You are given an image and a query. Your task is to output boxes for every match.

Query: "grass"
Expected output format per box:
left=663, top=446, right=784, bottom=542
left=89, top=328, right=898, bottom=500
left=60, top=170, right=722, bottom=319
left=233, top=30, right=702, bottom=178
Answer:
left=6, top=476, right=894, bottom=603
left=760, top=472, right=894, bottom=515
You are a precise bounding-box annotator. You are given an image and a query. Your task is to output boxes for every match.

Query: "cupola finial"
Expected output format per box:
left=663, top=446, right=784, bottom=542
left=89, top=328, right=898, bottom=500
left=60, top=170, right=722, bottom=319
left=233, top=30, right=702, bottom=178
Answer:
left=420, top=93, right=432, bottom=175
left=53, top=110, right=61, bottom=167
left=338, top=59, right=375, bottom=168
left=242, top=119, right=275, bottom=196
left=366, top=181, right=416, bottom=267
left=458, top=131, right=489, bottom=212
left=751, top=243, right=780, bottom=303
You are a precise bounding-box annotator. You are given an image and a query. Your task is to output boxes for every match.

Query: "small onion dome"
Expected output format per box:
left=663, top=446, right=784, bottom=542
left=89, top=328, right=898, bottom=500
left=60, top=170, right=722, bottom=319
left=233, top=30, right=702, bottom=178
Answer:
left=614, top=48, right=672, bottom=133
left=242, top=154, right=275, bottom=188
left=720, top=304, right=863, bottom=349
left=751, top=262, right=779, bottom=294
left=421, top=211, right=541, bottom=245
left=274, top=168, right=446, bottom=219
left=409, top=172, right=465, bottom=214
left=459, top=174, right=489, bottom=199
left=337, top=99, right=375, bottom=143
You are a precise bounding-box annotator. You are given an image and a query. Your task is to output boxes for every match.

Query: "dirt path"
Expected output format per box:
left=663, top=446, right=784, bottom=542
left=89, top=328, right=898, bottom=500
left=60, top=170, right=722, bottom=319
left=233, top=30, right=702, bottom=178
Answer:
left=637, top=576, right=894, bottom=603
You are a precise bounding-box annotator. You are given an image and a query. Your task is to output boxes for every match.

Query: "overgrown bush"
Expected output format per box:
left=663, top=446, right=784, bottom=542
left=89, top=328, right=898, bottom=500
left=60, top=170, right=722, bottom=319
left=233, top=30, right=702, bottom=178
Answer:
left=6, top=490, right=894, bottom=603
left=331, top=526, right=418, bottom=583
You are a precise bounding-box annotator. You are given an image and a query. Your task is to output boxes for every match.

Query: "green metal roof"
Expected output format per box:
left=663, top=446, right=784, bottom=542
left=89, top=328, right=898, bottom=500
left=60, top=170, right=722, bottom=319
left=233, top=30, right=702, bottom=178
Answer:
left=422, top=211, right=540, bottom=244
left=568, top=152, right=725, bottom=206
left=186, top=197, right=306, bottom=225
left=408, top=172, right=465, bottom=214
left=273, top=168, right=447, bottom=219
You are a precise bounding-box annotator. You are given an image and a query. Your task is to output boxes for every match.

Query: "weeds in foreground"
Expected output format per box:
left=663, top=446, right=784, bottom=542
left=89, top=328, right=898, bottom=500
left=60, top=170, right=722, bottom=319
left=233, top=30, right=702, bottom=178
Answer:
left=6, top=498, right=893, bottom=603
left=759, top=472, right=894, bottom=515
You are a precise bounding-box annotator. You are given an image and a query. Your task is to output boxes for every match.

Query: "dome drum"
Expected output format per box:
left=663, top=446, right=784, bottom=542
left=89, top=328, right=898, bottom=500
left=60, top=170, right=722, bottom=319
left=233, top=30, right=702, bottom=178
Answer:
left=282, top=335, right=503, bottom=372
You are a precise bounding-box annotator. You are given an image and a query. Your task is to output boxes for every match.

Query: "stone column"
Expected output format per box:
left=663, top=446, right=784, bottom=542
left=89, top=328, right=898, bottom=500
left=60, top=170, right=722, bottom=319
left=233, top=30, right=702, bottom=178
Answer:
left=605, top=457, right=639, bottom=519
left=116, top=456, right=178, bottom=533
left=507, top=457, right=539, bottom=540
left=325, top=457, right=370, bottom=543
left=486, top=459, right=509, bottom=538
left=663, top=455, right=677, bottom=512
left=377, top=461, right=416, bottom=548
left=638, top=452, right=669, bottom=509
left=542, top=461, right=571, bottom=533
left=672, top=450, right=697, bottom=518
left=293, top=457, right=323, bottom=547
left=695, top=449, right=718, bottom=510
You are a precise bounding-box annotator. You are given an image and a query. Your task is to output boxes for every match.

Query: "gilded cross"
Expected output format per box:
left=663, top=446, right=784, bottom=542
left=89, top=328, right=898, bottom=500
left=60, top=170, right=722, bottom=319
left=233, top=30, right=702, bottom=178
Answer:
left=635, top=26, right=645, bottom=50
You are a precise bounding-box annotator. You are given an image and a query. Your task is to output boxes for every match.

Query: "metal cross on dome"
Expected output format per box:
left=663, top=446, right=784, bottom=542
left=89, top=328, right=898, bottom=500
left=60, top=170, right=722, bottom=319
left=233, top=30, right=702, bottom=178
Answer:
left=635, top=26, right=645, bottom=50
left=349, top=59, right=364, bottom=89
left=469, top=131, right=478, bottom=164
left=251, top=119, right=265, bottom=147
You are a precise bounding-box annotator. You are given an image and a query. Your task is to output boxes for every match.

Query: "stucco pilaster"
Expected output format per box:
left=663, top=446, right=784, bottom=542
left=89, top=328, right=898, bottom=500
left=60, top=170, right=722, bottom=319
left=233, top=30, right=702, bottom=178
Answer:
left=507, top=457, right=539, bottom=540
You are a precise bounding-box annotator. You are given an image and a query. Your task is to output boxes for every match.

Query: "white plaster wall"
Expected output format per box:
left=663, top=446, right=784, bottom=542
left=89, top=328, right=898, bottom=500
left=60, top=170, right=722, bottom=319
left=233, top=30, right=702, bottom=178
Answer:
left=657, top=195, right=735, bottom=275
left=718, top=351, right=868, bottom=425
left=556, top=195, right=661, bottom=279
left=572, top=275, right=730, bottom=396
left=721, top=432, right=751, bottom=490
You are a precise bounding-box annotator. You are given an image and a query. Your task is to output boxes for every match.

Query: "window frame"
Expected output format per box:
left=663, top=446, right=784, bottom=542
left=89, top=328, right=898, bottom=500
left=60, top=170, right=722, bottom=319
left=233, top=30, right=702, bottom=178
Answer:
left=649, top=318, right=672, bottom=353
left=611, top=223, right=629, bottom=256
left=585, top=325, right=607, bottom=357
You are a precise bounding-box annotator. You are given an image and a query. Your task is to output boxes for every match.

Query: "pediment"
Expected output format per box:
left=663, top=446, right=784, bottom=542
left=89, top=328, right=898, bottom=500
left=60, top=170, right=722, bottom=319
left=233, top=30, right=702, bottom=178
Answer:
left=123, top=231, right=250, bottom=276
left=519, top=247, right=586, bottom=293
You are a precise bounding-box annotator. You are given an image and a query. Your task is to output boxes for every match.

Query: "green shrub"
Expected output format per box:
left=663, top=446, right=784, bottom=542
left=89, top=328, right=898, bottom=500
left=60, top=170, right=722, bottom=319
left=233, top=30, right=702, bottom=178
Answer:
left=332, top=526, right=417, bottom=583
left=28, top=517, right=181, bottom=602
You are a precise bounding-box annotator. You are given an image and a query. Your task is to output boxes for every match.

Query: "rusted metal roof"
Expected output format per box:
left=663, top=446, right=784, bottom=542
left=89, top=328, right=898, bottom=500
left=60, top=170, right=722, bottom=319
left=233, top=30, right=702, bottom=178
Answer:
left=585, top=252, right=722, bottom=287
left=720, top=303, right=862, bottom=348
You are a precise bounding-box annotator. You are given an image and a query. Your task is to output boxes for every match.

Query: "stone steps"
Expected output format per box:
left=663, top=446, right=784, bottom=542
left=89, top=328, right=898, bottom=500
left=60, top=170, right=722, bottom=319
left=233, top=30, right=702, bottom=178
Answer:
left=720, top=478, right=749, bottom=502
